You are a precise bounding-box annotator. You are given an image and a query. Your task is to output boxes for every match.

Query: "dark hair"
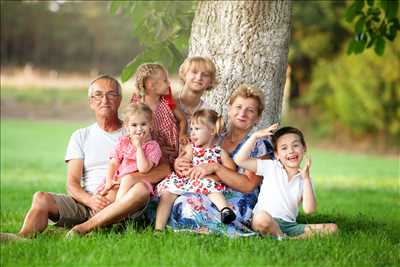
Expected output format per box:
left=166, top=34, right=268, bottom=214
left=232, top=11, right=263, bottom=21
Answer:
left=271, top=126, right=306, bottom=151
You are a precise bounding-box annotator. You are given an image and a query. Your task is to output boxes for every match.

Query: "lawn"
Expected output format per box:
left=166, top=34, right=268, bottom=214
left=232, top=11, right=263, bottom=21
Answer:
left=1, top=119, right=399, bottom=267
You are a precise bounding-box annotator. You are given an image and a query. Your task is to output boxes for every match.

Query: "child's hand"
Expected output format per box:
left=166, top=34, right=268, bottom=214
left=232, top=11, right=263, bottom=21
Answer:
left=131, top=134, right=144, bottom=148
left=299, top=156, right=311, bottom=179
left=252, top=123, right=279, bottom=139
left=174, top=156, right=192, bottom=177
left=99, top=180, right=119, bottom=196
left=179, top=134, right=190, bottom=146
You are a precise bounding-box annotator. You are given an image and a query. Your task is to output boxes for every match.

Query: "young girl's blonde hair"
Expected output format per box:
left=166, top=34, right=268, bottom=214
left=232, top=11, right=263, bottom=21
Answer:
left=134, top=63, right=168, bottom=102
left=122, top=103, right=153, bottom=127
left=191, top=109, right=225, bottom=136
left=179, top=57, right=218, bottom=91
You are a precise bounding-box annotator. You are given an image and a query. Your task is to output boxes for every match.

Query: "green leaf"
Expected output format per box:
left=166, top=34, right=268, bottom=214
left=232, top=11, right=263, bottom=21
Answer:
left=367, top=0, right=374, bottom=7
left=347, top=39, right=357, bottom=54
left=386, top=0, right=399, bottom=19
left=345, top=0, right=365, bottom=22
left=121, top=53, right=144, bottom=83
left=386, top=23, right=397, bottom=41
left=167, top=42, right=184, bottom=63
left=355, top=15, right=366, bottom=33
left=367, top=7, right=381, bottom=16
left=374, top=36, right=385, bottom=56
left=379, top=0, right=389, bottom=15
left=366, top=35, right=374, bottom=47
left=130, top=3, right=148, bottom=28
left=109, top=1, right=123, bottom=15
left=354, top=39, right=366, bottom=54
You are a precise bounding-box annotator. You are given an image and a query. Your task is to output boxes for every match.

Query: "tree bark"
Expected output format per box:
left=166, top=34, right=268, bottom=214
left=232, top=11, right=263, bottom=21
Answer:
left=188, top=0, right=292, bottom=128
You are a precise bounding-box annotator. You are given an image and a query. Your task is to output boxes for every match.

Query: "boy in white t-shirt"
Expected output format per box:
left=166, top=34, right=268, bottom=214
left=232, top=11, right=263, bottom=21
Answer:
left=235, top=125, right=337, bottom=239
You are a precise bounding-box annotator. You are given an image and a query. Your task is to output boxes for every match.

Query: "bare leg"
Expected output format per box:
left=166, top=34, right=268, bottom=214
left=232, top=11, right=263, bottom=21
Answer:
left=17, top=192, right=60, bottom=237
left=155, top=191, right=178, bottom=230
left=293, top=223, right=338, bottom=239
left=116, top=175, right=139, bottom=201
left=70, top=182, right=150, bottom=235
left=3, top=192, right=59, bottom=237
left=207, top=192, right=229, bottom=211
left=251, top=211, right=284, bottom=237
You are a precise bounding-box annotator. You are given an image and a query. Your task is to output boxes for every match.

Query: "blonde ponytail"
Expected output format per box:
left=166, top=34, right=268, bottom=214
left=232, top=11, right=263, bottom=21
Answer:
left=134, top=63, right=168, bottom=102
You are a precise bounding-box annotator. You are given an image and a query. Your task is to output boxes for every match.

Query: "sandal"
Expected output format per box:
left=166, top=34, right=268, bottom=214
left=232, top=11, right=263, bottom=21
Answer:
left=220, top=207, right=236, bottom=224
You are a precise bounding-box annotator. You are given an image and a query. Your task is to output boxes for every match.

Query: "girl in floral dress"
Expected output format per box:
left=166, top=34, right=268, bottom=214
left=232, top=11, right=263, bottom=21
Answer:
left=130, top=63, right=189, bottom=166
left=155, top=109, right=237, bottom=230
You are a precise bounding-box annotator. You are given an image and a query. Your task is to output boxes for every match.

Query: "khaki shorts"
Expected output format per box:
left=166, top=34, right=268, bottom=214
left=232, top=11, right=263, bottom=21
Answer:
left=49, top=193, right=149, bottom=228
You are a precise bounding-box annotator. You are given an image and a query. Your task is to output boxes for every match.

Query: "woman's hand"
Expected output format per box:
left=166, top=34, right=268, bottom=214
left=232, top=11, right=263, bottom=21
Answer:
left=174, top=157, right=192, bottom=176
left=179, top=134, right=190, bottom=146
left=188, top=163, right=218, bottom=180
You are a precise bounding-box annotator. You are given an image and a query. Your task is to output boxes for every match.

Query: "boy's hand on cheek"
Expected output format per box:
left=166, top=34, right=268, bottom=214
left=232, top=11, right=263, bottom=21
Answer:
left=299, top=156, right=311, bottom=179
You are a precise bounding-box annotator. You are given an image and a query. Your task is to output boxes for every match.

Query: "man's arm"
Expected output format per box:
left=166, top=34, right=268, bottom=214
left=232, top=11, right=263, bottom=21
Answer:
left=128, top=161, right=171, bottom=184
left=66, top=159, right=110, bottom=213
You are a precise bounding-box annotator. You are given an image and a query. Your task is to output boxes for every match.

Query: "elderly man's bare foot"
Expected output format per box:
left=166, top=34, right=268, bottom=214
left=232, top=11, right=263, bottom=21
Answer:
left=65, top=228, right=83, bottom=239
left=0, top=233, right=29, bottom=243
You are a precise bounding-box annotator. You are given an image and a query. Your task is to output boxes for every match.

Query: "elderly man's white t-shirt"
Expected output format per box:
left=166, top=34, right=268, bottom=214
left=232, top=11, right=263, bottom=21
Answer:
left=65, top=123, right=123, bottom=194
left=254, top=159, right=306, bottom=222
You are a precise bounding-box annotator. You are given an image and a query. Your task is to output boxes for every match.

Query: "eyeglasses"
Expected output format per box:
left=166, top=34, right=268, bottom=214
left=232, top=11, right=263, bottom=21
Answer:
left=91, top=91, right=120, bottom=101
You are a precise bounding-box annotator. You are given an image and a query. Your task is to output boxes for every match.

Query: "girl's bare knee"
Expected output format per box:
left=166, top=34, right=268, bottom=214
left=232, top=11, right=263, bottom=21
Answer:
left=133, top=182, right=151, bottom=200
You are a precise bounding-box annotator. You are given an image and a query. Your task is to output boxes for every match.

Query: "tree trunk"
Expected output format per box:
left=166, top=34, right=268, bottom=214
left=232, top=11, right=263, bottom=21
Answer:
left=189, top=0, right=292, bottom=128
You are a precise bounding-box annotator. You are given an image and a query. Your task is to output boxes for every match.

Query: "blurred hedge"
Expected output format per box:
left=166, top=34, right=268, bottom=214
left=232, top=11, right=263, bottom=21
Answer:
left=300, top=40, right=399, bottom=139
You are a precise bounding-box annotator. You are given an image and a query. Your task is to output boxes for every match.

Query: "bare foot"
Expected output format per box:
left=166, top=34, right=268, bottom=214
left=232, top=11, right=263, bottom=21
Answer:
left=0, top=233, right=29, bottom=243
left=65, top=227, right=84, bottom=240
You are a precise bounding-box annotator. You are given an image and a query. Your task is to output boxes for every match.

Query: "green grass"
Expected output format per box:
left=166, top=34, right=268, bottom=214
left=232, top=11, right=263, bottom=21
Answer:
left=1, top=87, right=88, bottom=105
left=1, top=119, right=399, bottom=267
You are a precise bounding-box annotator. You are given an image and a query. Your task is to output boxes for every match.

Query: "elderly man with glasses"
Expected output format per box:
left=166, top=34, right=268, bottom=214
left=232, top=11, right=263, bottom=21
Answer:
left=1, top=75, right=170, bottom=241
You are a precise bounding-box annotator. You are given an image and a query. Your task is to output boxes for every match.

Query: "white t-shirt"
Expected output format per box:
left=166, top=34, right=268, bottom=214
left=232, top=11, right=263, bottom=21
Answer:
left=254, top=159, right=306, bottom=222
left=65, top=123, right=123, bottom=194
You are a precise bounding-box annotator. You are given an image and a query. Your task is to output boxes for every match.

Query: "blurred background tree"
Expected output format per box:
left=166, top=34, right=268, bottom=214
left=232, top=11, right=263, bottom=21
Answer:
left=1, top=0, right=399, bottom=147
left=1, top=1, right=140, bottom=74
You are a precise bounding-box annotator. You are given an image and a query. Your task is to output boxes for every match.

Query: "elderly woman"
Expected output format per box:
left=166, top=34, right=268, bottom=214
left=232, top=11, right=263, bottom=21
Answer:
left=156, top=84, right=274, bottom=236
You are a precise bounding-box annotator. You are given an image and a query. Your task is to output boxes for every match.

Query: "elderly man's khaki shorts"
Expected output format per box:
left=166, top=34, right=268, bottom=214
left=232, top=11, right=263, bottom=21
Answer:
left=49, top=193, right=148, bottom=228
